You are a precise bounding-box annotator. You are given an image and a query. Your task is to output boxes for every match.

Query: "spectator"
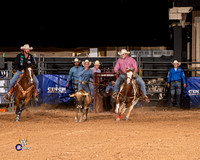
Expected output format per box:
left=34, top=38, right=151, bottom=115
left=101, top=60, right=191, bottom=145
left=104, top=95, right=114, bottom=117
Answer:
left=66, top=58, right=82, bottom=92
left=105, top=80, right=115, bottom=94
left=167, top=60, right=186, bottom=108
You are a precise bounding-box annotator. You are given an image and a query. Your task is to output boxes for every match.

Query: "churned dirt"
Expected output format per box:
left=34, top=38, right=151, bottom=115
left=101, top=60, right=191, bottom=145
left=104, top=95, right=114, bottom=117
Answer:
left=0, top=105, right=200, bottom=160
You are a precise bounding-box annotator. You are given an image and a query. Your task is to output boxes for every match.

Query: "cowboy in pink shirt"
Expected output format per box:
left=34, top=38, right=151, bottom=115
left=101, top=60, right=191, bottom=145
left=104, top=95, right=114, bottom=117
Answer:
left=113, top=49, right=150, bottom=103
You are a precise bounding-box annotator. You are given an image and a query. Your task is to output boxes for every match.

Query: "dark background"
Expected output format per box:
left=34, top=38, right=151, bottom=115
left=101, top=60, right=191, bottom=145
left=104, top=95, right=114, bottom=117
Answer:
left=0, top=0, right=169, bottom=48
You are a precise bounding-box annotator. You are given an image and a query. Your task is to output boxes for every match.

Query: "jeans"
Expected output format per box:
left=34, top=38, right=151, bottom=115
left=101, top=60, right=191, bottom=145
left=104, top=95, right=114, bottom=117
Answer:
left=8, top=70, right=39, bottom=94
left=169, top=81, right=181, bottom=107
left=113, top=74, right=146, bottom=96
left=89, top=83, right=94, bottom=98
left=79, top=83, right=93, bottom=110
left=72, top=80, right=80, bottom=93
left=79, top=83, right=90, bottom=94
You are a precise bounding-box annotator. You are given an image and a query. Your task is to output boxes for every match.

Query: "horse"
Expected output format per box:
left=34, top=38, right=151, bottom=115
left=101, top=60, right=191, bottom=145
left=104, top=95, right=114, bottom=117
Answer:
left=115, top=68, right=140, bottom=121
left=14, top=64, right=35, bottom=122
left=69, top=89, right=91, bottom=122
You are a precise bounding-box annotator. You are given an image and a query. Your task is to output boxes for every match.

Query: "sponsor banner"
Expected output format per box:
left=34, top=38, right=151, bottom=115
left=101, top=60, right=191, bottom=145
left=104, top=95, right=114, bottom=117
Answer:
left=37, top=74, right=73, bottom=104
left=183, top=77, right=200, bottom=108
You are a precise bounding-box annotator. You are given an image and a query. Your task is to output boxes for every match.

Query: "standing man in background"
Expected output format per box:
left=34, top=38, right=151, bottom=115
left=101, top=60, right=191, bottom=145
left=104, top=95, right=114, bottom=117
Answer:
left=66, top=58, right=82, bottom=93
left=167, top=60, right=186, bottom=108
left=78, top=59, right=93, bottom=94
left=89, top=60, right=101, bottom=111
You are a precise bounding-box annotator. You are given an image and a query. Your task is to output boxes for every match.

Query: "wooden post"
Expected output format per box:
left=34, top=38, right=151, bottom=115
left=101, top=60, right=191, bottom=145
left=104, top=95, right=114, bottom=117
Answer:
left=195, top=17, right=200, bottom=75
left=93, top=72, right=97, bottom=113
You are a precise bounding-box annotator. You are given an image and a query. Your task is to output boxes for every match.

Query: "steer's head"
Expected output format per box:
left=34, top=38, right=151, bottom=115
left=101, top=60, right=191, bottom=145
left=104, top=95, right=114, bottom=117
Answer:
left=69, top=90, right=90, bottom=108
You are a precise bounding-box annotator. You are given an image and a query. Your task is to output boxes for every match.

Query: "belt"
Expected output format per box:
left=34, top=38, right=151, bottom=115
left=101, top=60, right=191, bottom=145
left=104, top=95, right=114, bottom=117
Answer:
left=171, top=81, right=181, bottom=83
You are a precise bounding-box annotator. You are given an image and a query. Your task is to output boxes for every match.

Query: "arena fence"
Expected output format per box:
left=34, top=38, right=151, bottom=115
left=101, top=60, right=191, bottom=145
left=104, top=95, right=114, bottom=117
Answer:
left=0, top=62, right=15, bottom=112
left=3, top=52, right=200, bottom=111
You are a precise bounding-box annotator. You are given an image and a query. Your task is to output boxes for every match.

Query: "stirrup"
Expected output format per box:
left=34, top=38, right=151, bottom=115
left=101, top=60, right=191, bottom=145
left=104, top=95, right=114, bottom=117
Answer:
left=4, top=92, right=11, bottom=101
left=112, top=92, right=117, bottom=99
left=143, top=96, right=150, bottom=103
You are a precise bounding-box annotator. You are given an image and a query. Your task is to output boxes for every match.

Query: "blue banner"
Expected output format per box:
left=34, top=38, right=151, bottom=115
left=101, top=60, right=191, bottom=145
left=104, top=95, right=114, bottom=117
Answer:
left=183, top=77, right=200, bottom=108
left=37, top=74, right=73, bottom=105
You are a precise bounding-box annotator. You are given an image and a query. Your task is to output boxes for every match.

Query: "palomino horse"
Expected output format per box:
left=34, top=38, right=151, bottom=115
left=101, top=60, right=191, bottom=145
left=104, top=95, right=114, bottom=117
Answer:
left=14, top=64, right=35, bottom=121
left=115, top=68, right=140, bottom=121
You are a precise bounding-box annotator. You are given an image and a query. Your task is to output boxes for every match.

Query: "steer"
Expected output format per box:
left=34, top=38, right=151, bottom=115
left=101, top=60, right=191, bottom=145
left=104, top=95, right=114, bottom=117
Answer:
left=69, top=89, right=91, bottom=122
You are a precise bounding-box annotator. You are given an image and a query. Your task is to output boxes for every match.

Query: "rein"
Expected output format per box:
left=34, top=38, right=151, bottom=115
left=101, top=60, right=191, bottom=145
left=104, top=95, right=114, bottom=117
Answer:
left=17, top=83, right=34, bottom=98
left=15, top=72, right=34, bottom=98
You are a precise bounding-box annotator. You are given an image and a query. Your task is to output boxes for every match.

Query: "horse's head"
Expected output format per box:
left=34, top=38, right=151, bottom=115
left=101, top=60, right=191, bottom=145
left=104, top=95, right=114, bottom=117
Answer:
left=125, top=68, right=135, bottom=84
left=24, top=64, right=34, bottom=84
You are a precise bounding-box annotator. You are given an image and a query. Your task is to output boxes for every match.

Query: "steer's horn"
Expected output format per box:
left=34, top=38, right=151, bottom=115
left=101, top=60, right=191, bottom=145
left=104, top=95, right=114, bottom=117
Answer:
left=69, top=94, right=75, bottom=97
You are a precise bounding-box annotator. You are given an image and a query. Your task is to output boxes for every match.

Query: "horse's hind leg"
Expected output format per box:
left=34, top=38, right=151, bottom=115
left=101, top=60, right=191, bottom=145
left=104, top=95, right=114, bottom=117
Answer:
left=125, top=105, right=134, bottom=121
left=125, top=99, right=139, bottom=120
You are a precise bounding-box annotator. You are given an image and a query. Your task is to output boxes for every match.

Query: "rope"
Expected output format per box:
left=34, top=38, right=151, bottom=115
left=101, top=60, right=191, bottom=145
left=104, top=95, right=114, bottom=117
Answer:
left=73, top=80, right=107, bottom=86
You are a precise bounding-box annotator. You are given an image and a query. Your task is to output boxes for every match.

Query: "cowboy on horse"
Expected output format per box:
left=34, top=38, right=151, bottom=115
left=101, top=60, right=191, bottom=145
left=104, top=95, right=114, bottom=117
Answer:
left=4, top=44, right=39, bottom=101
left=112, top=49, right=150, bottom=103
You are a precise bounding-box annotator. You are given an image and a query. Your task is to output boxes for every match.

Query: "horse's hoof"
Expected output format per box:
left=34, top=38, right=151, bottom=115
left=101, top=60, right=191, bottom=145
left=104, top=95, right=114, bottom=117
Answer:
left=115, top=110, right=119, bottom=114
left=125, top=117, right=129, bottom=121
left=74, top=117, right=78, bottom=122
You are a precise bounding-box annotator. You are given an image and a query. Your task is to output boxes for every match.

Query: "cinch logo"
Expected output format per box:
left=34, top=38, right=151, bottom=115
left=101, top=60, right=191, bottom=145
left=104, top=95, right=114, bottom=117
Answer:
left=188, top=90, right=200, bottom=96
left=15, top=138, right=30, bottom=151
left=47, top=87, right=66, bottom=93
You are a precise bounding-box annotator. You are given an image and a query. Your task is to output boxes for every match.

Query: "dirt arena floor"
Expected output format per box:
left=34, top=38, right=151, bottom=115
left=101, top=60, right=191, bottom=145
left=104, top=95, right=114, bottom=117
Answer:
left=1, top=105, right=200, bottom=160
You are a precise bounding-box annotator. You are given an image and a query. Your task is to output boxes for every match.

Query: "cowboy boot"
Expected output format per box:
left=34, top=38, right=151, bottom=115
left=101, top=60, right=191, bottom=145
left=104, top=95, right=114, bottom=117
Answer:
left=4, top=86, right=14, bottom=101
left=140, top=89, right=150, bottom=103
left=112, top=92, right=118, bottom=99
left=143, top=96, right=150, bottom=103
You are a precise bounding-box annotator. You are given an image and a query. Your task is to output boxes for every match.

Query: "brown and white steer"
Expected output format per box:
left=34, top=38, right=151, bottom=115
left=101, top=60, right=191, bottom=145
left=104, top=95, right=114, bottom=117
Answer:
left=69, top=89, right=92, bottom=122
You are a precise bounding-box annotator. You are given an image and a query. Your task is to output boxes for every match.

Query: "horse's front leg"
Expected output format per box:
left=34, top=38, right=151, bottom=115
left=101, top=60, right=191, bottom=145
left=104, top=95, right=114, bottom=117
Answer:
left=116, top=104, right=126, bottom=122
left=15, top=99, right=21, bottom=122
left=125, top=104, right=134, bottom=121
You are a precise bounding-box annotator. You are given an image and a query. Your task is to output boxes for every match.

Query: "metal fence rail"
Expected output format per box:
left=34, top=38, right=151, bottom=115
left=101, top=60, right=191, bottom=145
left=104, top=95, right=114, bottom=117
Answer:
left=0, top=62, right=14, bottom=112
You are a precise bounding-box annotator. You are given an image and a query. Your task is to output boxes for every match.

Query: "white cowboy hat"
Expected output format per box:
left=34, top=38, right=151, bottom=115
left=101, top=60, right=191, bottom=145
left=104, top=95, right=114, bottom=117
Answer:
left=72, top=58, right=81, bottom=63
left=93, top=60, right=101, bottom=66
left=172, top=60, right=181, bottom=66
left=118, top=49, right=130, bottom=55
left=20, top=44, right=33, bottom=50
left=82, top=59, right=91, bottom=66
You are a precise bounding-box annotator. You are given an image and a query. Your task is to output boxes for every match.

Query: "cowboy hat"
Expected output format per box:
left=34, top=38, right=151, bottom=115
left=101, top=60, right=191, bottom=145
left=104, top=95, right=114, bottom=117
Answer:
left=20, top=44, right=33, bottom=50
left=72, top=58, right=81, bottom=63
left=93, top=60, right=101, bottom=66
left=118, top=49, right=130, bottom=55
left=172, top=60, right=181, bottom=66
left=82, top=59, right=91, bottom=66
